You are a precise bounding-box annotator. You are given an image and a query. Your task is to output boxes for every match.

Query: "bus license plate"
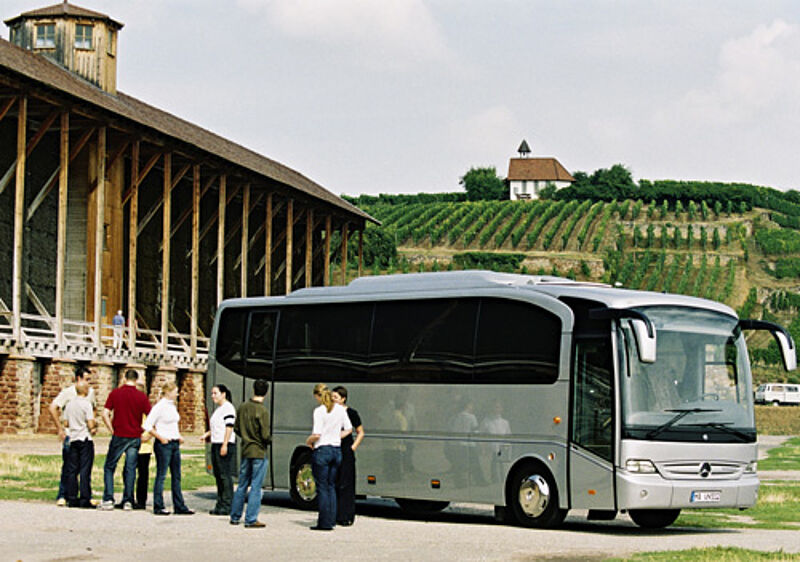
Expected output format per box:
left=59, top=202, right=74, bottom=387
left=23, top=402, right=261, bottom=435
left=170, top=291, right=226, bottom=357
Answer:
left=691, top=490, right=721, bottom=503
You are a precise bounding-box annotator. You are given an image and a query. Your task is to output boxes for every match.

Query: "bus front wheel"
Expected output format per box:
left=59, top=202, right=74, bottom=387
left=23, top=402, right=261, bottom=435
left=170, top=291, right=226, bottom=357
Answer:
left=507, top=463, right=567, bottom=528
left=289, top=449, right=317, bottom=510
left=628, top=508, right=680, bottom=529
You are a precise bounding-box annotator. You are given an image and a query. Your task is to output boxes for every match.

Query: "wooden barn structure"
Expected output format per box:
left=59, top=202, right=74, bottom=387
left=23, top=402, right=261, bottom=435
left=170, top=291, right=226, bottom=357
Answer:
left=0, top=2, right=374, bottom=434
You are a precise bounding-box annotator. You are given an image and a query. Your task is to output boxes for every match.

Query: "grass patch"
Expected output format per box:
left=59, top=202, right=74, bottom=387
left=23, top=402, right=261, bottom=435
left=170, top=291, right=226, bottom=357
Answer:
left=755, top=405, right=800, bottom=435
left=0, top=448, right=212, bottom=502
left=606, top=546, right=800, bottom=561
left=759, top=436, right=800, bottom=471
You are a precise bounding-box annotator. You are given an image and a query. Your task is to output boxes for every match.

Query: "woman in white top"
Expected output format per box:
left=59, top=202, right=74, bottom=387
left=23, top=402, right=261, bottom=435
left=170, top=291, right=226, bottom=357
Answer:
left=200, top=383, right=236, bottom=515
left=305, top=383, right=352, bottom=531
left=143, top=382, right=193, bottom=515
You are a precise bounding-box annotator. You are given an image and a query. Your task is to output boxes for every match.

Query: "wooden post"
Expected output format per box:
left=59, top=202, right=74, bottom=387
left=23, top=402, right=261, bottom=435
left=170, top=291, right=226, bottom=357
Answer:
left=128, top=142, right=139, bottom=349
left=285, top=198, right=293, bottom=295
left=93, top=127, right=106, bottom=347
left=216, top=175, right=226, bottom=306
left=161, top=152, right=171, bottom=354
left=240, top=184, right=250, bottom=298
left=340, top=223, right=349, bottom=286
left=358, top=229, right=363, bottom=278
left=305, top=208, right=313, bottom=288
left=55, top=111, right=69, bottom=349
left=12, top=96, right=26, bottom=341
left=324, top=216, right=331, bottom=287
left=191, top=165, right=200, bottom=358
left=264, top=193, right=272, bottom=296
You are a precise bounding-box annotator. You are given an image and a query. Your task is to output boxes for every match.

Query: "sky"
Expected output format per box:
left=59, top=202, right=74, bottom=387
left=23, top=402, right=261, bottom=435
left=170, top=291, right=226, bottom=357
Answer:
left=4, top=1, right=800, bottom=196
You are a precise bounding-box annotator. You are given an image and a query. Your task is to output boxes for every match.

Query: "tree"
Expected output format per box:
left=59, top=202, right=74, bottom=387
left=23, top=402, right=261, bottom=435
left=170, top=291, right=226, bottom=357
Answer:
left=460, top=167, right=506, bottom=201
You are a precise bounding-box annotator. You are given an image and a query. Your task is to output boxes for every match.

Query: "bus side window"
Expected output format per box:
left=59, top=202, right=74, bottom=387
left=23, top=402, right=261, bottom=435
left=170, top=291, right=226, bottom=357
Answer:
left=216, top=308, right=248, bottom=373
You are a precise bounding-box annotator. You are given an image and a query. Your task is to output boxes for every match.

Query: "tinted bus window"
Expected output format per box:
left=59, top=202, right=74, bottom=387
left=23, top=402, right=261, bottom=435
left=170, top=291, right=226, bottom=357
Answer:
left=370, top=298, right=477, bottom=382
left=246, top=311, right=277, bottom=378
left=475, top=298, right=560, bottom=383
left=215, top=308, right=248, bottom=373
left=275, top=303, right=372, bottom=380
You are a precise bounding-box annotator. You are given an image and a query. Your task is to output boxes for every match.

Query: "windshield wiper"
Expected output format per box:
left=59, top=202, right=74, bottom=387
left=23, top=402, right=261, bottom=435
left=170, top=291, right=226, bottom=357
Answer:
left=684, top=422, right=753, bottom=442
left=646, top=408, right=722, bottom=439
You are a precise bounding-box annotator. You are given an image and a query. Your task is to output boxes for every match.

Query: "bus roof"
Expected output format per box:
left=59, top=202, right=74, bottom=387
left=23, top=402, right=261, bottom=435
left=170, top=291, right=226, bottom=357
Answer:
left=230, top=271, right=735, bottom=318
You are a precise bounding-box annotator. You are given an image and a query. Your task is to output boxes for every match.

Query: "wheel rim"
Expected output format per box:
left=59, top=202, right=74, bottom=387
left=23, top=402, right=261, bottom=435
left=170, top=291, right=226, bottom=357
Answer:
left=518, top=474, right=550, bottom=518
left=295, top=462, right=316, bottom=502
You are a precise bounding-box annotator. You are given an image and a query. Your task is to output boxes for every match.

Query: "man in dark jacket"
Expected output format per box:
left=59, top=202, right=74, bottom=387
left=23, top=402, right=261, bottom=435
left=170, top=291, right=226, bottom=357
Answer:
left=229, top=379, right=271, bottom=528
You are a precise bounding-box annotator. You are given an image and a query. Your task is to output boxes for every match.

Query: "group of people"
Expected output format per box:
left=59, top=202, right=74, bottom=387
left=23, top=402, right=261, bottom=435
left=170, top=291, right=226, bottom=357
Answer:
left=204, top=380, right=364, bottom=530
left=50, top=367, right=194, bottom=515
left=51, top=368, right=366, bottom=530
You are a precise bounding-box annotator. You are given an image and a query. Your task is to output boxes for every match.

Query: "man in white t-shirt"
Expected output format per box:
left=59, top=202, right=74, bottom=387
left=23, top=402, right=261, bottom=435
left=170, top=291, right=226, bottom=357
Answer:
left=48, top=366, right=96, bottom=506
left=63, top=380, right=97, bottom=508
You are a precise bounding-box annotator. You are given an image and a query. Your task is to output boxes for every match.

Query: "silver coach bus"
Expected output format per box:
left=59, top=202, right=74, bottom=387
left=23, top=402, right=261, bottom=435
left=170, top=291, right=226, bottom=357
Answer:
left=206, top=271, right=796, bottom=529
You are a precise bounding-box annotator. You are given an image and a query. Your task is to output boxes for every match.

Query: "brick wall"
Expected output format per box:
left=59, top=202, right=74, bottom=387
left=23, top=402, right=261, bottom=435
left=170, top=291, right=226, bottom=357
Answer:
left=36, top=359, right=77, bottom=434
left=0, top=356, right=35, bottom=434
left=177, top=370, right=205, bottom=433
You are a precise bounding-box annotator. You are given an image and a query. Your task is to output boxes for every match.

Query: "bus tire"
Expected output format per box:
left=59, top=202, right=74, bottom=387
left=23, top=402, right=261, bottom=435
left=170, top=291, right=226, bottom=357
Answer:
left=289, top=448, right=317, bottom=510
left=772, top=400, right=781, bottom=407
left=628, top=508, right=680, bottom=529
left=507, top=462, right=567, bottom=528
left=395, top=498, right=450, bottom=515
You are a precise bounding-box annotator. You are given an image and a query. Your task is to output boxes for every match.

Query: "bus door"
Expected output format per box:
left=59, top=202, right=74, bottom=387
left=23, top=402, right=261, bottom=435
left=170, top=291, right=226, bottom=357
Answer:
left=569, top=337, right=615, bottom=510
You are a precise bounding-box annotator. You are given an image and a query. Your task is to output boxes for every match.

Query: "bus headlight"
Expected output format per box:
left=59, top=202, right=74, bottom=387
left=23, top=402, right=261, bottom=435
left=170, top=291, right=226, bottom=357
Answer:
left=745, top=461, right=757, bottom=474
left=625, top=459, right=657, bottom=473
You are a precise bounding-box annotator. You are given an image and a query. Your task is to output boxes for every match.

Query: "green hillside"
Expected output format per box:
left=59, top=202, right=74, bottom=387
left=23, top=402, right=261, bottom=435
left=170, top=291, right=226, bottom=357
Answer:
left=347, top=196, right=800, bottom=385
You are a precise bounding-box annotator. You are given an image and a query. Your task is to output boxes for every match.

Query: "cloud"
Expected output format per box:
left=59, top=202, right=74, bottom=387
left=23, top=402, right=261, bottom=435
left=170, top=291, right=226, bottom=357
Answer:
left=236, top=0, right=452, bottom=69
left=655, top=19, right=800, bottom=127
left=448, top=105, right=518, bottom=166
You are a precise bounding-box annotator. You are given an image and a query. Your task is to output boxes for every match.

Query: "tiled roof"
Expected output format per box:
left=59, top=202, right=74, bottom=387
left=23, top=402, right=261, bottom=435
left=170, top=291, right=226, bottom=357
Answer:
left=4, top=1, right=123, bottom=29
left=0, top=37, right=373, bottom=223
left=507, top=157, right=575, bottom=182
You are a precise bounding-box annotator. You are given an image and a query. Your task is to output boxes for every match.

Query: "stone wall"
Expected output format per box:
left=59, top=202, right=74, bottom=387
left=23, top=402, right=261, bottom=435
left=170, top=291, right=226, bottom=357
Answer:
left=177, top=369, right=205, bottom=433
left=0, top=356, right=35, bottom=434
left=36, top=359, right=77, bottom=433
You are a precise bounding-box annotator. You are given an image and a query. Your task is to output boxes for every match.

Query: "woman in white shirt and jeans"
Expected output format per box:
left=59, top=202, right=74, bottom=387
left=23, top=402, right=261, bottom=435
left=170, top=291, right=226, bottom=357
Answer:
left=143, top=382, right=194, bottom=516
left=305, top=383, right=352, bottom=531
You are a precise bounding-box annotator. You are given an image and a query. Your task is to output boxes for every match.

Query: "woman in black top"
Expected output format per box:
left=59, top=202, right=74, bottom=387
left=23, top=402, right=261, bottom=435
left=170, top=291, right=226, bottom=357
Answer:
left=332, top=386, right=364, bottom=526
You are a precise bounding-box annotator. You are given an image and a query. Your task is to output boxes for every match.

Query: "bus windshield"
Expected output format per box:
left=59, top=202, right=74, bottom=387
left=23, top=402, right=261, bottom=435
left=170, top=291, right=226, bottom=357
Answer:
left=619, top=306, right=756, bottom=442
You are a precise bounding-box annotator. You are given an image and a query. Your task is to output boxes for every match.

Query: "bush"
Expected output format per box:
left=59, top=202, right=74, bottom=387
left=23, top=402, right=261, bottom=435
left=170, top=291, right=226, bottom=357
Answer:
left=451, top=252, right=526, bottom=272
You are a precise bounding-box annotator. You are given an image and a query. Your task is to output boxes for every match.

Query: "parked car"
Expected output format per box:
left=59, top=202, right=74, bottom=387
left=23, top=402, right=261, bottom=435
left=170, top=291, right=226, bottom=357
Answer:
left=755, top=383, right=800, bottom=406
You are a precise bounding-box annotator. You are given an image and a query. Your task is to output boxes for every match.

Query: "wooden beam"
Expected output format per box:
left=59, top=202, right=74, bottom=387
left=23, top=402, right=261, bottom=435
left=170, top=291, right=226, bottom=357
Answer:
left=324, top=216, right=331, bottom=286
left=127, top=141, right=139, bottom=349
left=358, top=229, right=363, bottom=278
left=264, top=193, right=272, bottom=296
left=305, top=209, right=313, bottom=288
left=121, top=151, right=161, bottom=205
left=25, top=126, right=95, bottom=221
left=207, top=189, right=264, bottom=265
left=12, top=96, right=26, bottom=340
left=137, top=161, right=188, bottom=237
left=286, top=198, right=293, bottom=295
left=198, top=182, right=239, bottom=251
left=160, top=172, right=215, bottom=251
left=241, top=184, right=250, bottom=297
left=191, top=164, right=200, bottom=357
left=93, top=127, right=106, bottom=347
left=106, top=139, right=131, bottom=172
left=216, top=175, right=226, bottom=306
left=25, top=109, right=59, bottom=158
left=161, top=152, right=171, bottom=353
left=0, top=96, right=16, bottom=122
left=55, top=111, right=69, bottom=348
left=340, top=223, right=349, bottom=286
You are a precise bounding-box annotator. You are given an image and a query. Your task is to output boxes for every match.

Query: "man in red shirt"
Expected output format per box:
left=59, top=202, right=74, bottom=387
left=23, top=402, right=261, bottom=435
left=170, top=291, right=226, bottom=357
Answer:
left=99, top=369, right=152, bottom=511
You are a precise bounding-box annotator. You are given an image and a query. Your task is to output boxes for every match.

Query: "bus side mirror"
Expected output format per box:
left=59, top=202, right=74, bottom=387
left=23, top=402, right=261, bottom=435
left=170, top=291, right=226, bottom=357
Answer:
left=629, top=318, right=656, bottom=363
left=739, top=319, right=797, bottom=372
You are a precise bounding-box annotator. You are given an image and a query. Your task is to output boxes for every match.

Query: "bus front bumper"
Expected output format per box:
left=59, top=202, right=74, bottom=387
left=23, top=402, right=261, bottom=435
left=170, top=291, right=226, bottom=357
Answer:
left=616, top=471, right=759, bottom=510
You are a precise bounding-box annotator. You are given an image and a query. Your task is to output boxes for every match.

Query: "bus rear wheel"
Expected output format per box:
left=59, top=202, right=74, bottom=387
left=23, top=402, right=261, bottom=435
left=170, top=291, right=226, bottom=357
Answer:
left=628, top=508, right=680, bottom=529
left=507, top=463, right=567, bottom=528
left=289, top=449, right=317, bottom=510
left=395, top=498, right=450, bottom=515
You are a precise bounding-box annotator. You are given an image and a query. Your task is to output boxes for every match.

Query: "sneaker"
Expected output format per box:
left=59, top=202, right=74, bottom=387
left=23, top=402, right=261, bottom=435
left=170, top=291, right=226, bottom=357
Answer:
left=56, top=498, right=66, bottom=507
left=98, top=500, right=114, bottom=511
left=229, top=520, right=240, bottom=526
left=133, top=503, right=146, bottom=510
left=89, top=499, right=100, bottom=507
left=244, top=521, right=265, bottom=528
left=123, top=502, right=133, bottom=511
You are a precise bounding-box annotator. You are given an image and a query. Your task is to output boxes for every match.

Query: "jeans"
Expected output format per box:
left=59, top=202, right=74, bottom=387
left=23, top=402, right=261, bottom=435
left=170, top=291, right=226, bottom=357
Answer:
left=312, top=445, right=341, bottom=529
left=211, top=443, right=236, bottom=513
left=65, top=439, right=94, bottom=507
left=103, top=436, right=140, bottom=504
left=153, top=440, right=188, bottom=512
left=136, top=452, right=151, bottom=507
left=56, top=436, right=70, bottom=500
left=336, top=440, right=356, bottom=523
left=230, top=456, right=268, bottom=525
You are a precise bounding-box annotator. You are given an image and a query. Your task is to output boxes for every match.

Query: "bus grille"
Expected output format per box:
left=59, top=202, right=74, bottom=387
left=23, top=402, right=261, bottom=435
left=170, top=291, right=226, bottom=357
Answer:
left=656, top=461, right=743, bottom=480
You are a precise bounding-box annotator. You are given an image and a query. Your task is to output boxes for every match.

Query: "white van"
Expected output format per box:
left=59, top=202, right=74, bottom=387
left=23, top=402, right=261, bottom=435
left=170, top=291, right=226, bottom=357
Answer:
left=755, top=383, right=800, bottom=406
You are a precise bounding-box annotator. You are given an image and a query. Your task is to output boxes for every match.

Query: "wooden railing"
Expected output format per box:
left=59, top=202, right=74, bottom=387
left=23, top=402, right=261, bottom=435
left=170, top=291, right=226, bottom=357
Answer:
left=2, top=312, right=208, bottom=367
